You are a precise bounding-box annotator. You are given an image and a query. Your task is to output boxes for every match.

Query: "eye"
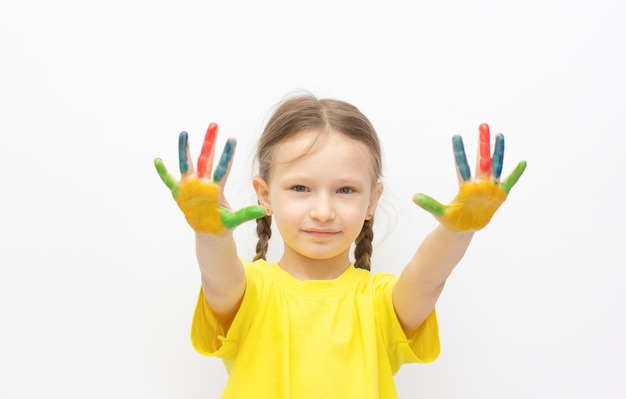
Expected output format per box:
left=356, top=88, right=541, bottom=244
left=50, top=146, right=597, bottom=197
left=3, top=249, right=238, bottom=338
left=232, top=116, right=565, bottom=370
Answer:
left=337, top=187, right=354, bottom=194
left=291, top=185, right=308, bottom=192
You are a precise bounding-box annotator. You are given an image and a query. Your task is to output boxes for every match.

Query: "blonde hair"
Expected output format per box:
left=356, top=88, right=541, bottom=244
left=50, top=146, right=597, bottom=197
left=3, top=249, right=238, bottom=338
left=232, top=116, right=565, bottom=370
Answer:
left=253, top=94, right=383, bottom=271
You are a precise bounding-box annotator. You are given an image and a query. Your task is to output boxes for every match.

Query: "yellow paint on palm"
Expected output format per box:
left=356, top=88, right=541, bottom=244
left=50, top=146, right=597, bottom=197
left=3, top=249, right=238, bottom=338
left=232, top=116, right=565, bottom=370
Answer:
left=440, top=181, right=507, bottom=232
left=175, top=178, right=225, bottom=234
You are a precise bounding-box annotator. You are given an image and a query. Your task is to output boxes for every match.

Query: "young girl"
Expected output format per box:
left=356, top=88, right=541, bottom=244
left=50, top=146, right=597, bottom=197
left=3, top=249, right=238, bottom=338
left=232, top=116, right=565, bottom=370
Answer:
left=154, top=94, right=526, bottom=398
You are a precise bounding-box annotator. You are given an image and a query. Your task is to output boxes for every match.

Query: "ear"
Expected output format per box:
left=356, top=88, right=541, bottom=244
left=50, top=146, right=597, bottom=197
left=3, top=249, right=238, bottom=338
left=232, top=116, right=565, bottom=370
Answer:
left=367, top=182, right=384, bottom=218
left=253, top=176, right=271, bottom=208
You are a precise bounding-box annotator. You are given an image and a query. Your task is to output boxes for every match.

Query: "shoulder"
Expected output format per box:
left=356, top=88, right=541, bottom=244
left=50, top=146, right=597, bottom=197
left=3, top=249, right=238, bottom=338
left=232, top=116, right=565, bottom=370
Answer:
left=349, top=268, right=399, bottom=300
left=241, top=258, right=276, bottom=276
left=367, top=270, right=399, bottom=290
left=369, top=270, right=398, bottom=283
left=239, top=258, right=278, bottom=293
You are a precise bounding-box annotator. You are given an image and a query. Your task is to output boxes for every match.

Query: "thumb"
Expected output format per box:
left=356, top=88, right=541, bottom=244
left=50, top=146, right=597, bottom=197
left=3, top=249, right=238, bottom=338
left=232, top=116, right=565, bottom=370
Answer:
left=413, top=193, right=446, bottom=216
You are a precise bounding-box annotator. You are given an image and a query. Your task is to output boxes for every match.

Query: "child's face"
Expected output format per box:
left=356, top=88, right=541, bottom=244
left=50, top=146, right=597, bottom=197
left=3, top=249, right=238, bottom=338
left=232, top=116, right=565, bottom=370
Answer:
left=256, top=128, right=383, bottom=267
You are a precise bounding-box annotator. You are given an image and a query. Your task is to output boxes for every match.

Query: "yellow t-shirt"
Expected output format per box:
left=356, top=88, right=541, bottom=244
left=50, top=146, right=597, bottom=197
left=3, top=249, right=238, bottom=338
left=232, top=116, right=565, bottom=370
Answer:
left=191, top=259, right=440, bottom=398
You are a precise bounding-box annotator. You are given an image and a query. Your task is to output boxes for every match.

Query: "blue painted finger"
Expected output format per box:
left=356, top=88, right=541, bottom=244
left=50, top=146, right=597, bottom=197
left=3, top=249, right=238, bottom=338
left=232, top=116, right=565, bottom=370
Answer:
left=213, top=138, right=235, bottom=183
left=453, top=135, right=471, bottom=181
left=178, top=131, right=189, bottom=174
left=492, top=133, right=504, bottom=179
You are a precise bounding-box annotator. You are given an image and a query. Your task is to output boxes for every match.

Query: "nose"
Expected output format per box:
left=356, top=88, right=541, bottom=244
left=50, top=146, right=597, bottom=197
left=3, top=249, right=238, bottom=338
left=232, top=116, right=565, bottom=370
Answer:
left=309, top=194, right=335, bottom=222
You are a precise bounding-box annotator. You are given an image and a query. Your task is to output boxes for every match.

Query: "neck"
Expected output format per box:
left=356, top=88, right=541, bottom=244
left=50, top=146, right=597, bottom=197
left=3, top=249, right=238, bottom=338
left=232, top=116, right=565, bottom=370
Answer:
left=278, top=250, right=351, bottom=281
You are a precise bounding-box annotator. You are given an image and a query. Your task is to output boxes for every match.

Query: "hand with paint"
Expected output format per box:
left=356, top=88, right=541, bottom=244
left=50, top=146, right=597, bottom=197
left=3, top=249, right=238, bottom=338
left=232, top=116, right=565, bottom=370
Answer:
left=413, top=123, right=526, bottom=232
left=154, top=124, right=266, bottom=234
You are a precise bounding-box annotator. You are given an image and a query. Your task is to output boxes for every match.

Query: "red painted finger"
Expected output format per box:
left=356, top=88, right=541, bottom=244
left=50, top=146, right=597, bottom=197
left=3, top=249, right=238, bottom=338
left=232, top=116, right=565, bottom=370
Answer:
left=197, top=123, right=218, bottom=179
left=479, top=123, right=492, bottom=175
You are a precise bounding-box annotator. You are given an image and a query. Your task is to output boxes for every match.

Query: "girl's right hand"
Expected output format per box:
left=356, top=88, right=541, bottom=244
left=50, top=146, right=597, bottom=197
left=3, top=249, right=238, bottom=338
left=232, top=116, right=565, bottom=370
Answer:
left=154, top=123, right=266, bottom=235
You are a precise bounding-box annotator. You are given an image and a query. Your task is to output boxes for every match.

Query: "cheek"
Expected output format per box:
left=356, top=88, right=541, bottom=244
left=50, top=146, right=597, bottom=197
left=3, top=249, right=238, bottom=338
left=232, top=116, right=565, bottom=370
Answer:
left=270, top=197, right=303, bottom=223
left=336, top=202, right=369, bottom=225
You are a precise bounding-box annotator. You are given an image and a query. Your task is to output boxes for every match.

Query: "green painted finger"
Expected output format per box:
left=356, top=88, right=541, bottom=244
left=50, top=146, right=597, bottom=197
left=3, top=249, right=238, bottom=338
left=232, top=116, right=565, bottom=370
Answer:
left=219, top=205, right=266, bottom=230
left=154, top=158, right=179, bottom=198
left=502, top=160, right=527, bottom=194
left=413, top=193, right=447, bottom=216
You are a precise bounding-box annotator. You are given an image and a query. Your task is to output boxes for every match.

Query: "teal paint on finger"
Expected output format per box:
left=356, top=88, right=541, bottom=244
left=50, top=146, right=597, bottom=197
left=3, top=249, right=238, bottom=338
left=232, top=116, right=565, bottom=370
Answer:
left=453, top=135, right=471, bottom=181
left=178, top=131, right=189, bottom=174
left=213, top=138, right=235, bottom=183
left=492, top=134, right=504, bottom=179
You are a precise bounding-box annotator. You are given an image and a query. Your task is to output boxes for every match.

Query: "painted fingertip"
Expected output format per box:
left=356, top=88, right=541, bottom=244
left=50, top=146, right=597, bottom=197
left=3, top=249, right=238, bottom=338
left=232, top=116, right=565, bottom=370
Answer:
left=452, top=135, right=471, bottom=181
left=154, top=158, right=165, bottom=178
left=178, top=131, right=189, bottom=174
left=197, top=124, right=218, bottom=178
left=154, top=158, right=168, bottom=178
left=502, top=160, right=527, bottom=194
left=479, top=123, right=490, bottom=139
left=154, top=158, right=178, bottom=196
left=213, top=138, right=236, bottom=183
left=479, top=124, right=492, bottom=174
left=492, top=133, right=505, bottom=179
left=207, top=122, right=218, bottom=135
left=413, top=193, right=446, bottom=216
left=220, top=205, right=267, bottom=229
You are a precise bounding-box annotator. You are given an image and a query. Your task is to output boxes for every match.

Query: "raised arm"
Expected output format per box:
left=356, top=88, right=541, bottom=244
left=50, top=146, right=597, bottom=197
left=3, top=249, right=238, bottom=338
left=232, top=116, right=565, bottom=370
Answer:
left=393, top=123, right=526, bottom=335
left=154, top=123, right=265, bottom=327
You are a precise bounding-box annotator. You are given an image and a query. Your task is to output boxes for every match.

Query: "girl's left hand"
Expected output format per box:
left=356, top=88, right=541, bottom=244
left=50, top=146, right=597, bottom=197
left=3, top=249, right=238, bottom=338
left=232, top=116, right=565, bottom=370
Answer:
left=413, top=123, right=526, bottom=232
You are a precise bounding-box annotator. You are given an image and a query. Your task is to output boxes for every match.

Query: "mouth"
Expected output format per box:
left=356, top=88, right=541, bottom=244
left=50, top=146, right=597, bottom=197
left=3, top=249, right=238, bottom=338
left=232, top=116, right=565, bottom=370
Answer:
left=303, top=229, right=339, bottom=238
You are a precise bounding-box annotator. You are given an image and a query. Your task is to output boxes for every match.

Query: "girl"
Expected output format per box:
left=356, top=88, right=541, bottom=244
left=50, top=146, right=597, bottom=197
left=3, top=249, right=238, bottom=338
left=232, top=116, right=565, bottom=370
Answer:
left=154, top=94, right=526, bottom=398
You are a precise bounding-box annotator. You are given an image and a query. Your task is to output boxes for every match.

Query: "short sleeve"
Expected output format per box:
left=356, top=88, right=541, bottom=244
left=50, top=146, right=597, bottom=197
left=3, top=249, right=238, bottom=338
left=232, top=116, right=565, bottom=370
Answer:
left=375, top=274, right=441, bottom=373
left=190, top=288, right=226, bottom=356
left=190, top=263, right=262, bottom=361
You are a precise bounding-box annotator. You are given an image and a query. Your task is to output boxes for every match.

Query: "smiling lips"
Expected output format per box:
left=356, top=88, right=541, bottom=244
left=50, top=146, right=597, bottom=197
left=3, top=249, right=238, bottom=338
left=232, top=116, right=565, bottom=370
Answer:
left=303, top=229, right=339, bottom=238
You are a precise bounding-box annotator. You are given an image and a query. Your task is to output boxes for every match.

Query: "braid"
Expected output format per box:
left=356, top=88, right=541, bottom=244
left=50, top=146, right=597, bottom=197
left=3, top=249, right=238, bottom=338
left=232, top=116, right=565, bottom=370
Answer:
left=253, top=215, right=272, bottom=261
left=354, top=218, right=374, bottom=271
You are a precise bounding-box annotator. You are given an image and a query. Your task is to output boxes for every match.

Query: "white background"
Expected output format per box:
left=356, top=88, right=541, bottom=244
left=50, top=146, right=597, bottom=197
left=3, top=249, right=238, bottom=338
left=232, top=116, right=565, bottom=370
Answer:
left=1, top=0, right=625, bottom=398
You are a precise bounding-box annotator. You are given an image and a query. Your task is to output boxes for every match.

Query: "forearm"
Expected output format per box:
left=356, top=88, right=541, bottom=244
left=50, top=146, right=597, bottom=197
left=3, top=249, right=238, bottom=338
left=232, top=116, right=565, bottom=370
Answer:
left=195, top=232, right=246, bottom=315
left=393, top=224, right=473, bottom=334
left=405, top=224, right=473, bottom=290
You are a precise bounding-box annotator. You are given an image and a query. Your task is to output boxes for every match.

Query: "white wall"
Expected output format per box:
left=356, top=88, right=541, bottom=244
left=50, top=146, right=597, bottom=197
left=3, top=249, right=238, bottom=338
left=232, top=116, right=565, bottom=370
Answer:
left=1, top=1, right=625, bottom=398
